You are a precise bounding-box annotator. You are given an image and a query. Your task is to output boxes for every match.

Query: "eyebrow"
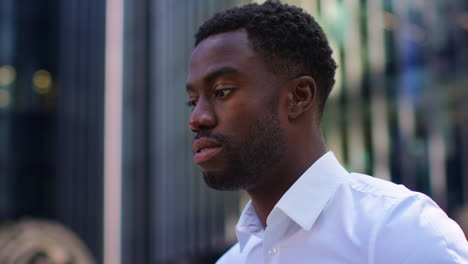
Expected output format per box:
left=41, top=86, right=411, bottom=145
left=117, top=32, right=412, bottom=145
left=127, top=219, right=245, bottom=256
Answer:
left=186, top=66, right=240, bottom=92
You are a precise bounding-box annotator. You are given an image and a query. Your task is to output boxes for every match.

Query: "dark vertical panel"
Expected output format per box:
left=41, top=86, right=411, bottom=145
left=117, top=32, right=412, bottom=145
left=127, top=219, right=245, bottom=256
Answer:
left=0, top=0, right=58, bottom=221
left=149, top=0, right=242, bottom=263
left=55, top=0, right=106, bottom=261
left=121, top=0, right=151, bottom=262
left=452, top=1, right=468, bottom=205
left=0, top=0, right=15, bottom=218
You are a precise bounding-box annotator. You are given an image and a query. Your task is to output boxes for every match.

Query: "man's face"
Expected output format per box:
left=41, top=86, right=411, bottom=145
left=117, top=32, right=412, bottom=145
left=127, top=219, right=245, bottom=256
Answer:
left=186, top=30, right=287, bottom=191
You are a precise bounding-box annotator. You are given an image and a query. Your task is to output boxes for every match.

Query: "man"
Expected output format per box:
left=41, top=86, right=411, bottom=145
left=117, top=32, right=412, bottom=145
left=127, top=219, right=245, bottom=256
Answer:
left=186, top=1, right=468, bottom=263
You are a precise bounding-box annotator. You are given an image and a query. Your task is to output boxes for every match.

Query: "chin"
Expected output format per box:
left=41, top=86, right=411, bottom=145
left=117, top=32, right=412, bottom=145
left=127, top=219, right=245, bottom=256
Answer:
left=202, top=170, right=251, bottom=191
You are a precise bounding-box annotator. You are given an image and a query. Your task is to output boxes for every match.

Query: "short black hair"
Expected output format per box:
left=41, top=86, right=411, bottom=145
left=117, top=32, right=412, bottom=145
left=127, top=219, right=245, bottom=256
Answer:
left=195, top=1, right=337, bottom=115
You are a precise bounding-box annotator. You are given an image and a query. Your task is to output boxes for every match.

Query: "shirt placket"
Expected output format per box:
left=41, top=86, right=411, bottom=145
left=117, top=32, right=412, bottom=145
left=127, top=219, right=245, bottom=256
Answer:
left=263, top=213, right=288, bottom=264
left=265, top=243, right=280, bottom=264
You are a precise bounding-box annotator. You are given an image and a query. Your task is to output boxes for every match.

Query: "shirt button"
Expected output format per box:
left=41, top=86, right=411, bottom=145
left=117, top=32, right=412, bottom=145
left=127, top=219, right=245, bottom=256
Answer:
left=268, top=247, right=278, bottom=256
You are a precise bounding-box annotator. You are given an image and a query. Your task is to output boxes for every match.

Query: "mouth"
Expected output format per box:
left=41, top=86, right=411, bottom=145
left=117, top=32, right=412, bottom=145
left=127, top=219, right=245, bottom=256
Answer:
left=192, top=138, right=223, bottom=164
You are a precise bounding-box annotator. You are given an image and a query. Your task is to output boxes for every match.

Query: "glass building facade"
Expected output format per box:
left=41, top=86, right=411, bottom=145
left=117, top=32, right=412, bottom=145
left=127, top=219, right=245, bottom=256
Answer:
left=1, top=0, right=468, bottom=263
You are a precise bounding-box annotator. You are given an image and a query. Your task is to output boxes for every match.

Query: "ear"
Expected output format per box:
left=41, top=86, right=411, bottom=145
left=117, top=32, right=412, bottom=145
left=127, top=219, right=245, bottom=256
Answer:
left=286, top=76, right=317, bottom=120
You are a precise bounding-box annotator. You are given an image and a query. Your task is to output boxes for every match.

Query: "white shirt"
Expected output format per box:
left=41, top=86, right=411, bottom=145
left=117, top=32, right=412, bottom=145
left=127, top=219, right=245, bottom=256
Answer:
left=216, top=152, right=468, bottom=264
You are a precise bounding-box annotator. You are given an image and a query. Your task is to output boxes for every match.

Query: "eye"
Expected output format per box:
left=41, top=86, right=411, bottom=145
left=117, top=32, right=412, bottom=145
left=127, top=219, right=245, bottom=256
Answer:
left=186, top=99, right=197, bottom=109
left=214, top=88, right=233, bottom=98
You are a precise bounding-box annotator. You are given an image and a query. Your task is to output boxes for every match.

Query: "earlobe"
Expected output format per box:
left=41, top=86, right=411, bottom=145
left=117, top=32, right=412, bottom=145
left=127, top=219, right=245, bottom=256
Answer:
left=287, top=76, right=316, bottom=120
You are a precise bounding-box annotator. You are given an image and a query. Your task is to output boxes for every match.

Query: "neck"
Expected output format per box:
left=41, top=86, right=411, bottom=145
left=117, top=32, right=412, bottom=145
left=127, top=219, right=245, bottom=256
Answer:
left=246, top=136, right=326, bottom=228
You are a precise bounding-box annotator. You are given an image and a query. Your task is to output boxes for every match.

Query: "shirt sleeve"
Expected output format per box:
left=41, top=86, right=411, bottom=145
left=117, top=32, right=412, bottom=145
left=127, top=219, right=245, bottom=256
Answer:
left=372, top=193, right=468, bottom=264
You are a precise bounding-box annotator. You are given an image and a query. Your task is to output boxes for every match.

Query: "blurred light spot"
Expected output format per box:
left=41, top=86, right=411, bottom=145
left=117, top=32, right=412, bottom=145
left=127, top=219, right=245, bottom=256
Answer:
left=0, top=65, right=16, bottom=86
left=458, top=12, right=468, bottom=30
left=383, top=12, right=398, bottom=30
left=33, top=69, right=52, bottom=94
left=0, top=89, right=11, bottom=108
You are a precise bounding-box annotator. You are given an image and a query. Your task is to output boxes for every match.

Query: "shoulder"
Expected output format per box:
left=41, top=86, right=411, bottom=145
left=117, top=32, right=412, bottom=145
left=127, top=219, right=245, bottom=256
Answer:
left=215, top=243, right=242, bottom=264
left=373, top=193, right=468, bottom=263
left=347, top=175, right=468, bottom=263
left=341, top=172, right=428, bottom=215
left=340, top=173, right=468, bottom=263
left=333, top=172, right=421, bottom=223
left=346, top=172, right=414, bottom=199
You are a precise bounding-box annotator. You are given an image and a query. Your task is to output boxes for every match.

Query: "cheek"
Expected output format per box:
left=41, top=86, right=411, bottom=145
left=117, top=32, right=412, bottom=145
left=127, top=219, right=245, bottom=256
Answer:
left=216, top=101, right=259, bottom=136
left=215, top=88, right=278, bottom=130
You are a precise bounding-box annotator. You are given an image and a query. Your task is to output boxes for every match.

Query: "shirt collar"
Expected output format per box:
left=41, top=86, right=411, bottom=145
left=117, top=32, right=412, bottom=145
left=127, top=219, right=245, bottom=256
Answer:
left=235, top=200, right=263, bottom=250
left=235, top=151, right=347, bottom=252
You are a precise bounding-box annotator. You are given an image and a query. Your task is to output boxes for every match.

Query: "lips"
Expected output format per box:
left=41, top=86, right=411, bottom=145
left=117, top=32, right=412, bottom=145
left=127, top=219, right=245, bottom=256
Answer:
left=192, top=138, right=223, bottom=164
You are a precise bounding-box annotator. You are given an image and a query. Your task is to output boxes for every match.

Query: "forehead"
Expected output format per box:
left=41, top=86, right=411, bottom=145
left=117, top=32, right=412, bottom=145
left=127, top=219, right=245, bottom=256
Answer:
left=188, top=30, right=263, bottom=83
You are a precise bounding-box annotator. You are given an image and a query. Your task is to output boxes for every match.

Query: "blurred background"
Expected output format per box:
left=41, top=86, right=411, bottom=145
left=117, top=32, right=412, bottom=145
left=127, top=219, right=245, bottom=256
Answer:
left=0, top=0, right=467, bottom=263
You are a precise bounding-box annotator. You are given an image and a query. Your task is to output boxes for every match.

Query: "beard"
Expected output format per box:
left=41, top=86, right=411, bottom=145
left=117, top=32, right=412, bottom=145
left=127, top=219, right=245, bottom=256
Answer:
left=199, top=109, right=287, bottom=191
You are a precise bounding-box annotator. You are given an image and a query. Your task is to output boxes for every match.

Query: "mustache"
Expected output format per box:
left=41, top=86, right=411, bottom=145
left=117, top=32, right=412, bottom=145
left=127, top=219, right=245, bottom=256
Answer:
left=194, top=131, right=228, bottom=143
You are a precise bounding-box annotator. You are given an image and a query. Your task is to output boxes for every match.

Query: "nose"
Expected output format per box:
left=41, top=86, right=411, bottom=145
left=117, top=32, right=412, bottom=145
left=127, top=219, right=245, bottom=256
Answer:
left=189, top=98, right=217, bottom=132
